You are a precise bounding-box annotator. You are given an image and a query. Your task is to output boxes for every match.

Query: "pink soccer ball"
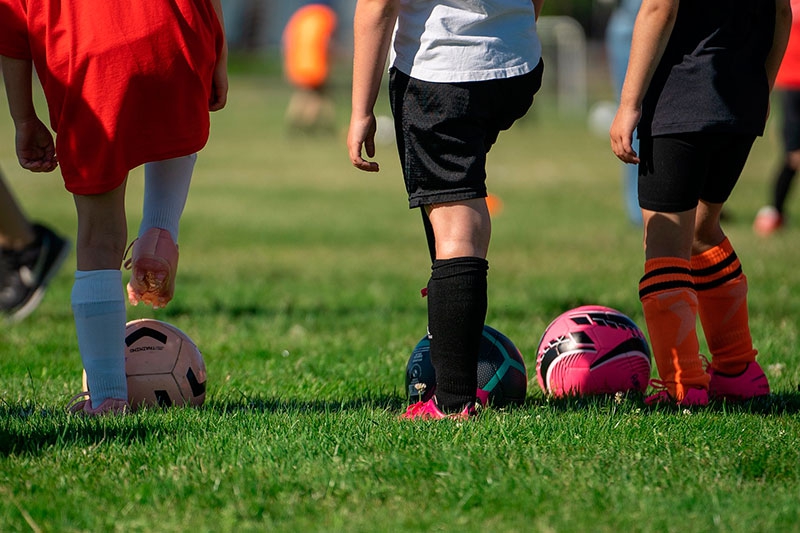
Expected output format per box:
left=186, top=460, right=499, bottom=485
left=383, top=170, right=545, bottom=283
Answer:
left=536, top=305, right=651, bottom=397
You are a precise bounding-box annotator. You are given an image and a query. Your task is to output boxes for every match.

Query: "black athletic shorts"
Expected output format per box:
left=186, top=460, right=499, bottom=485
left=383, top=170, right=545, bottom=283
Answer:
left=637, top=132, right=756, bottom=213
left=389, top=60, right=544, bottom=208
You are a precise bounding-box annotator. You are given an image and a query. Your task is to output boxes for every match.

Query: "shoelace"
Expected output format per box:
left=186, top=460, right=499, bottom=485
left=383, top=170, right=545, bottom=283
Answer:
left=648, top=354, right=712, bottom=392
left=66, top=391, right=91, bottom=413
left=643, top=379, right=671, bottom=405
left=122, top=239, right=137, bottom=271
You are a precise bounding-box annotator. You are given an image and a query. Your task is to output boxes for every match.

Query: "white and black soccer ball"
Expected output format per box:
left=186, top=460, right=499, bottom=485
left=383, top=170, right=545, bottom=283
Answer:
left=82, top=319, right=207, bottom=410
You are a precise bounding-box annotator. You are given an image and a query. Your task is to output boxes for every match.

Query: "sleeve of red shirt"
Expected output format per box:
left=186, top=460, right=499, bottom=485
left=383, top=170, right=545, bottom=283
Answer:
left=0, top=0, right=32, bottom=59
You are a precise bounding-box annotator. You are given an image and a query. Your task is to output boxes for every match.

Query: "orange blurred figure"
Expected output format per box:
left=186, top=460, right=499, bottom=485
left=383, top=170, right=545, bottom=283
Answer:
left=282, top=3, right=338, bottom=132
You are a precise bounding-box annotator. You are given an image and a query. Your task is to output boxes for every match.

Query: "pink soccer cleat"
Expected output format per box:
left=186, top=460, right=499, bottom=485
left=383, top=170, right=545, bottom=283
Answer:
left=708, top=362, right=770, bottom=401
left=401, top=396, right=477, bottom=420
left=67, top=392, right=129, bottom=416
left=124, top=228, right=179, bottom=309
left=644, top=380, right=709, bottom=407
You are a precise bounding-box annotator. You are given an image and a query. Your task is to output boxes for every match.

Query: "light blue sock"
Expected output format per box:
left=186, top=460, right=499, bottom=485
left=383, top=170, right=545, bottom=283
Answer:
left=71, top=269, right=127, bottom=408
left=140, top=154, right=196, bottom=242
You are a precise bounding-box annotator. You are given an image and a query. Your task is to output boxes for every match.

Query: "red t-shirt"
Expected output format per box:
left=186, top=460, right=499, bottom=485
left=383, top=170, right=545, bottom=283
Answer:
left=776, top=0, right=800, bottom=90
left=0, top=0, right=223, bottom=194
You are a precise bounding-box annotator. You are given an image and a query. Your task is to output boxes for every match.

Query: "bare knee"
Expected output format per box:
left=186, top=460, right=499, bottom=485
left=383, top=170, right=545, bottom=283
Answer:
left=693, top=202, right=726, bottom=254
left=76, top=225, right=127, bottom=270
left=427, top=199, right=491, bottom=259
left=73, top=183, right=128, bottom=270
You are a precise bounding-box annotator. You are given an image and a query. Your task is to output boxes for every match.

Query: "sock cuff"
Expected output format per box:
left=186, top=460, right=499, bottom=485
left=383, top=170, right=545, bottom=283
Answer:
left=86, top=370, right=128, bottom=404
left=138, top=212, right=179, bottom=243
left=431, top=257, right=489, bottom=279
left=643, top=256, right=691, bottom=273
left=72, top=270, right=124, bottom=305
left=690, top=237, right=734, bottom=269
left=690, top=239, right=743, bottom=291
left=639, top=257, right=692, bottom=299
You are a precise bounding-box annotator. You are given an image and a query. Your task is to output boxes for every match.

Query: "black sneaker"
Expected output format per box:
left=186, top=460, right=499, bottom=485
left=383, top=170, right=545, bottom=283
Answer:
left=0, top=224, right=70, bottom=322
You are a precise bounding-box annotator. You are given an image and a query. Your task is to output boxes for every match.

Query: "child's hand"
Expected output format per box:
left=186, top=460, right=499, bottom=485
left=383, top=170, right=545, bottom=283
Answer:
left=609, top=105, right=641, bottom=165
left=15, top=117, right=57, bottom=172
left=347, top=113, right=379, bottom=172
left=209, top=51, right=229, bottom=111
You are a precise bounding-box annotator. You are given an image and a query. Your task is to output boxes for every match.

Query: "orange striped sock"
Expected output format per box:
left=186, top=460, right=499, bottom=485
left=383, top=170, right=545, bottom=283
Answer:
left=639, top=257, right=709, bottom=399
left=691, top=238, right=756, bottom=375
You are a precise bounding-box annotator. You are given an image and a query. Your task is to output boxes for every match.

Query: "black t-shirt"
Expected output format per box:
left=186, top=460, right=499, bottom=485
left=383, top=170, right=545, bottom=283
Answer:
left=638, top=0, right=776, bottom=137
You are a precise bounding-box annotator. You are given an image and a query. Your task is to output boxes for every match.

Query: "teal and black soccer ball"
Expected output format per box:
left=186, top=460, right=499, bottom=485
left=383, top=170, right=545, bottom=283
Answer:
left=405, top=325, right=528, bottom=408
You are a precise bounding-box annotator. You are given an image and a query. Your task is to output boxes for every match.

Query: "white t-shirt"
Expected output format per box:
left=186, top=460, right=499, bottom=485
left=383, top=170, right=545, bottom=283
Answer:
left=391, top=0, right=542, bottom=83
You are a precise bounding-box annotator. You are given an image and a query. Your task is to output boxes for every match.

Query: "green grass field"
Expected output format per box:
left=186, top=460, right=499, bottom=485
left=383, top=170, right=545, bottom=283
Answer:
left=2, top=64, right=800, bottom=532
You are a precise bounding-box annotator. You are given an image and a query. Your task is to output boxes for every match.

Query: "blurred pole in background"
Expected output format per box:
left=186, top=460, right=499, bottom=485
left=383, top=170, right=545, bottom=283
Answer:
left=605, top=0, right=642, bottom=226
left=222, top=0, right=355, bottom=52
left=222, top=0, right=268, bottom=51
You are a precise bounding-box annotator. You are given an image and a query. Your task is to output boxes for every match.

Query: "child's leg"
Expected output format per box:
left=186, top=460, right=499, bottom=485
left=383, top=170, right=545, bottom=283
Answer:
left=0, top=170, right=70, bottom=322
left=639, top=257, right=709, bottom=400
left=0, top=172, right=35, bottom=250
left=72, top=269, right=127, bottom=407
left=140, top=154, right=196, bottom=242
left=691, top=237, right=756, bottom=374
left=774, top=91, right=800, bottom=214
left=427, top=256, right=488, bottom=412
left=425, top=200, right=490, bottom=412
left=772, top=161, right=796, bottom=214
left=72, top=184, right=129, bottom=408
left=127, top=154, right=195, bottom=308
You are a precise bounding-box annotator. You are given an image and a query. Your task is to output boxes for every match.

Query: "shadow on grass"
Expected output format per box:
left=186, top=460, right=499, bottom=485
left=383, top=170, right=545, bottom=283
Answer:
left=209, top=388, right=800, bottom=417
left=0, top=393, right=404, bottom=457
left=0, top=402, right=158, bottom=457
left=204, top=392, right=404, bottom=415
left=527, top=390, right=800, bottom=415
left=3, top=391, right=799, bottom=457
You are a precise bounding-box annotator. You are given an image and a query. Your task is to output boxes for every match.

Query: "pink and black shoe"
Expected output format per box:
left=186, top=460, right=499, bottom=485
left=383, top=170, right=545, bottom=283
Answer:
left=124, top=228, right=178, bottom=309
left=644, top=380, right=709, bottom=407
left=67, top=392, right=129, bottom=416
left=401, top=396, right=477, bottom=420
left=708, top=362, right=770, bottom=401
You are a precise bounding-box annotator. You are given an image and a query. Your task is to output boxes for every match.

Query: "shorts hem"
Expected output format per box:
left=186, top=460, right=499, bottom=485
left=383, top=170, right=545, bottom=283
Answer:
left=638, top=201, right=698, bottom=213
left=408, top=190, right=486, bottom=209
left=64, top=141, right=206, bottom=195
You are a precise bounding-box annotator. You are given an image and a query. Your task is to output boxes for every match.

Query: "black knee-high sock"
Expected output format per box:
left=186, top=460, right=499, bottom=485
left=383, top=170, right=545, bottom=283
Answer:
left=773, top=163, right=796, bottom=213
left=426, top=257, right=488, bottom=413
